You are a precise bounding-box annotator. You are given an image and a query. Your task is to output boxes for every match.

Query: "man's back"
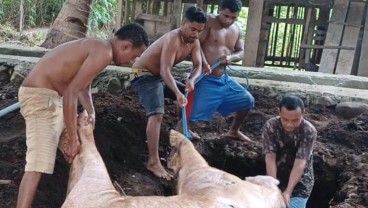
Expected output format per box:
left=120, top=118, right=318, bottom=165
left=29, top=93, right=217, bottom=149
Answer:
left=22, top=38, right=112, bottom=95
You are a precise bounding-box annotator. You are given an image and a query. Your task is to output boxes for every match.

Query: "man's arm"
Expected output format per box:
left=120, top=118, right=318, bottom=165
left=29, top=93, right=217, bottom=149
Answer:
left=78, top=85, right=94, bottom=114
left=265, top=153, right=277, bottom=178
left=160, top=38, right=186, bottom=106
left=78, top=85, right=95, bottom=128
left=63, top=41, right=112, bottom=162
left=188, top=41, right=203, bottom=82
left=228, top=25, right=244, bottom=63
left=199, top=17, right=211, bottom=74
left=282, top=158, right=307, bottom=206
left=262, top=120, right=278, bottom=178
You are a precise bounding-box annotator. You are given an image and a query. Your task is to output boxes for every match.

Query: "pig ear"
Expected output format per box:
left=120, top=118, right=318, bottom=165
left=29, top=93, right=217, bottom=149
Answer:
left=170, top=130, right=181, bottom=146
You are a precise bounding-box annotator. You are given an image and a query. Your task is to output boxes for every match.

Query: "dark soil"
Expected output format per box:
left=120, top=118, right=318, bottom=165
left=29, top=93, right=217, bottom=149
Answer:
left=0, top=83, right=367, bottom=208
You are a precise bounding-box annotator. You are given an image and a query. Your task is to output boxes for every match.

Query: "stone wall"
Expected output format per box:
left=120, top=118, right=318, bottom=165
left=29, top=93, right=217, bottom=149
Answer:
left=2, top=44, right=368, bottom=119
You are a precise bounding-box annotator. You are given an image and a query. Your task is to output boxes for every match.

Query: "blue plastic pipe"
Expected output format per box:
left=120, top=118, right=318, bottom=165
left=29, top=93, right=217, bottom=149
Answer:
left=0, top=102, right=20, bottom=118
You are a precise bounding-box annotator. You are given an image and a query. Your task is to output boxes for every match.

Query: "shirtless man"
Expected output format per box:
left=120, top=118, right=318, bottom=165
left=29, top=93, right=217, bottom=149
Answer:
left=184, top=0, right=254, bottom=141
left=16, top=23, right=149, bottom=208
left=130, top=6, right=207, bottom=180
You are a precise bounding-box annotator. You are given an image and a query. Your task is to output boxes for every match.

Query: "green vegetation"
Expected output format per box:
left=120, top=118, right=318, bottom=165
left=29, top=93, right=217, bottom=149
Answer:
left=88, top=0, right=117, bottom=38
left=0, top=0, right=63, bottom=29
left=0, top=0, right=250, bottom=42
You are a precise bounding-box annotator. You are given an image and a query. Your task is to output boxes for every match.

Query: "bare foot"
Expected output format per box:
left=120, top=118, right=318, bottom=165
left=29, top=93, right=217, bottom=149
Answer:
left=147, top=162, right=173, bottom=180
left=189, top=130, right=201, bottom=139
left=221, top=131, right=252, bottom=142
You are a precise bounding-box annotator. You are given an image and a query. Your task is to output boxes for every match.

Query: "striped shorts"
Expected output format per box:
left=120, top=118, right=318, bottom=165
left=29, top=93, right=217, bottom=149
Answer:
left=18, top=86, right=65, bottom=174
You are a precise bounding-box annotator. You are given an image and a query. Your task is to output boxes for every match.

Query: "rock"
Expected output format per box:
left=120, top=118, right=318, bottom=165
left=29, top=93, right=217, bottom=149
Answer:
left=10, top=64, right=31, bottom=86
left=122, top=80, right=131, bottom=91
left=0, top=65, right=11, bottom=85
left=91, top=87, right=99, bottom=94
left=318, top=96, right=338, bottom=107
left=106, top=77, right=122, bottom=95
left=267, top=92, right=278, bottom=98
left=335, top=102, right=368, bottom=119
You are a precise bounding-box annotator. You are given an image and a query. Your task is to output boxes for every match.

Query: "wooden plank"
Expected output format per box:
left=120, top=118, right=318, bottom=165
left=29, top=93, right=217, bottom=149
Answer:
left=358, top=8, right=368, bottom=77
left=300, top=44, right=354, bottom=50
left=335, top=2, right=365, bottom=75
left=264, top=16, right=304, bottom=25
left=136, top=13, right=171, bottom=22
left=243, top=0, right=264, bottom=67
left=327, top=21, right=363, bottom=28
left=319, top=0, right=349, bottom=74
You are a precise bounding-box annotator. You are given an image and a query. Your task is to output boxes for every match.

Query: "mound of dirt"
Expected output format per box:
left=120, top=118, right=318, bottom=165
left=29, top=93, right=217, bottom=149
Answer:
left=0, top=84, right=367, bottom=208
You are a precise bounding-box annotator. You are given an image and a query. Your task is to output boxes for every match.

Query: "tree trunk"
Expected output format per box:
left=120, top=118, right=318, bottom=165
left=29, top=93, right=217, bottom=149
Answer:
left=19, top=0, right=24, bottom=34
left=0, top=0, right=3, bottom=18
left=41, top=0, right=93, bottom=49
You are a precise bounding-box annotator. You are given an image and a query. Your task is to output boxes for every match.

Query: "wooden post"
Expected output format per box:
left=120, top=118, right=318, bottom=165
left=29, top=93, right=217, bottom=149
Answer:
left=298, top=8, right=312, bottom=70
left=132, top=0, right=137, bottom=20
left=135, top=1, right=143, bottom=19
left=196, top=0, right=203, bottom=9
left=0, top=0, right=3, bottom=18
left=124, top=0, right=129, bottom=23
left=257, top=2, right=271, bottom=67
left=358, top=5, right=368, bottom=77
left=115, top=0, right=123, bottom=30
left=243, top=0, right=264, bottom=67
left=173, top=0, right=182, bottom=28
left=19, top=0, right=24, bottom=34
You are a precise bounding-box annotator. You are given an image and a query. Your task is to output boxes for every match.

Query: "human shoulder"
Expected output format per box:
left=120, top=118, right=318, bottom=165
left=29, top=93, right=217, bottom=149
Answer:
left=84, top=38, right=113, bottom=62
left=82, top=38, right=111, bottom=52
left=207, top=14, right=217, bottom=24
left=158, top=29, right=180, bottom=46
left=265, top=116, right=280, bottom=127
left=263, top=117, right=281, bottom=135
left=302, top=119, right=317, bottom=136
left=230, top=22, right=242, bottom=35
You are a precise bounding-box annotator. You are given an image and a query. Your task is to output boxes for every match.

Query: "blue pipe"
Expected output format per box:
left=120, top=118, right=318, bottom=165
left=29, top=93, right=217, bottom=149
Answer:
left=0, top=102, right=20, bottom=118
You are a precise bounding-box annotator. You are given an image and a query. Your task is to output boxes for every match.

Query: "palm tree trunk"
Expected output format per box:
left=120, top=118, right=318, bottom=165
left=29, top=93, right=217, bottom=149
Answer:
left=0, top=0, right=3, bottom=18
left=41, top=0, right=93, bottom=48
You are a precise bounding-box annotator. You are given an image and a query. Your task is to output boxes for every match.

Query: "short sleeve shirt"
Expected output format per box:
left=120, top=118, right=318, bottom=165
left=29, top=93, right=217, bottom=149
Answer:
left=262, top=117, right=317, bottom=198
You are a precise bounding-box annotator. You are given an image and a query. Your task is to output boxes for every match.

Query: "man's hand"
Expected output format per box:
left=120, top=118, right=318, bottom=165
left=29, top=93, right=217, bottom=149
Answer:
left=63, top=134, right=81, bottom=163
left=186, top=79, right=195, bottom=92
left=282, top=191, right=291, bottom=208
left=219, top=55, right=232, bottom=65
left=202, top=63, right=212, bottom=75
left=176, top=92, right=188, bottom=107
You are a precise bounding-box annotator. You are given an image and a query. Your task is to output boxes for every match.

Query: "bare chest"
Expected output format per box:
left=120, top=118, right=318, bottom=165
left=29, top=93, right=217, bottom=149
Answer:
left=174, top=44, right=193, bottom=64
left=208, top=29, right=238, bottom=48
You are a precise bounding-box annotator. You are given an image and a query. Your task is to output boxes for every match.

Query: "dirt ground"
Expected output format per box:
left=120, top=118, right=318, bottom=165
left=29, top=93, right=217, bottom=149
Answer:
left=0, top=82, right=367, bottom=208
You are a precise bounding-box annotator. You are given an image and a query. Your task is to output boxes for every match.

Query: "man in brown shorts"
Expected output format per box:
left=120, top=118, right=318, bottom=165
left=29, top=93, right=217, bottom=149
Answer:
left=262, top=95, right=317, bottom=208
left=16, top=23, right=149, bottom=208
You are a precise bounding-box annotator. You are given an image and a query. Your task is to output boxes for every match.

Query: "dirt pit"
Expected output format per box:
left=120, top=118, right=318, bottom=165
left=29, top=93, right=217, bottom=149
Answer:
left=0, top=84, right=367, bottom=208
